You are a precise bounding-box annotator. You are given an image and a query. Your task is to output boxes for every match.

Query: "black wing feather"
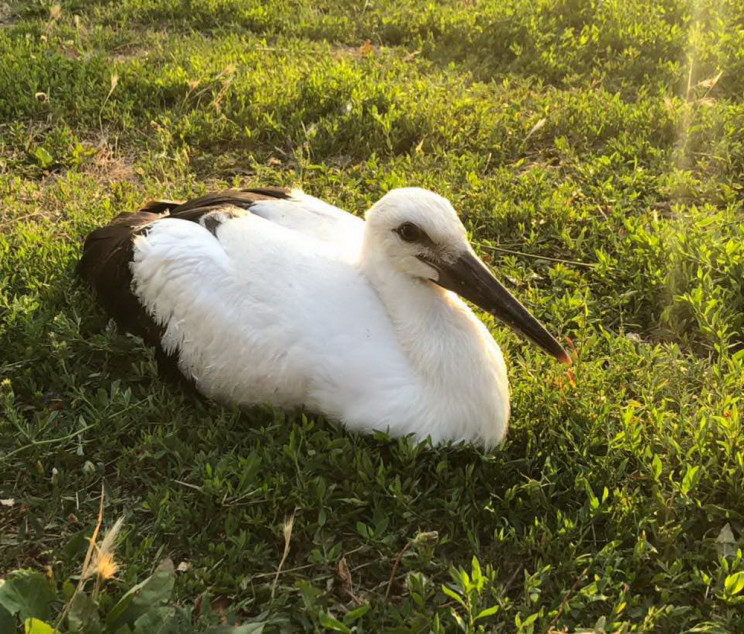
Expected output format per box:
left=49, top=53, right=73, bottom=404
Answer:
left=78, top=187, right=291, bottom=382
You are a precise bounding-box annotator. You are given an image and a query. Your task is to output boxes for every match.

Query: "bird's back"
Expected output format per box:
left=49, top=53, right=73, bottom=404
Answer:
left=79, top=188, right=293, bottom=379
left=79, top=188, right=414, bottom=413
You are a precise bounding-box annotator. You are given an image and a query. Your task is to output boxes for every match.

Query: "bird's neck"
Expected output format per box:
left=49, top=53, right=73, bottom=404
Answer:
left=359, top=243, right=509, bottom=445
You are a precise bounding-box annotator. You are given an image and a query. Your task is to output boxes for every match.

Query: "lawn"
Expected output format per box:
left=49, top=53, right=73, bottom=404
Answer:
left=1, top=0, right=744, bottom=631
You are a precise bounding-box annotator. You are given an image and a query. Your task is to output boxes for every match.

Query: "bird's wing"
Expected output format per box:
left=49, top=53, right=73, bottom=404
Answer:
left=160, top=186, right=365, bottom=245
left=79, top=189, right=284, bottom=337
left=78, top=188, right=287, bottom=375
left=247, top=189, right=365, bottom=248
left=78, top=187, right=365, bottom=379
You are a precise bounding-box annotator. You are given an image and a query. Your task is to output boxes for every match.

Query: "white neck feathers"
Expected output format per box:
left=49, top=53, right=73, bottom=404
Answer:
left=360, top=233, right=510, bottom=446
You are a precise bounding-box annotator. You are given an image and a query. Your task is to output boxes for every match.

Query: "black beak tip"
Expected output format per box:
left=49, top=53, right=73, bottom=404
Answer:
left=542, top=338, right=572, bottom=364
left=432, top=251, right=574, bottom=365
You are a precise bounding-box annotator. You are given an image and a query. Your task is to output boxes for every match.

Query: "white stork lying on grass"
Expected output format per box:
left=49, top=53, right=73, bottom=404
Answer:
left=79, top=187, right=569, bottom=447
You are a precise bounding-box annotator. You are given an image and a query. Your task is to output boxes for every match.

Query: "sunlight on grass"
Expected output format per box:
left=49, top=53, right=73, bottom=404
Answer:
left=1, top=0, right=743, bottom=632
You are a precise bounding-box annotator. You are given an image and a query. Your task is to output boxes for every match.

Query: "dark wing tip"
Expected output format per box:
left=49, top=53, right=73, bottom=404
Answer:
left=241, top=186, right=292, bottom=200
left=78, top=209, right=161, bottom=284
left=140, top=199, right=184, bottom=215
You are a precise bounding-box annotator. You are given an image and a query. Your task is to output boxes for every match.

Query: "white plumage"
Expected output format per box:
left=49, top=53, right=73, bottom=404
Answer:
left=82, top=187, right=569, bottom=447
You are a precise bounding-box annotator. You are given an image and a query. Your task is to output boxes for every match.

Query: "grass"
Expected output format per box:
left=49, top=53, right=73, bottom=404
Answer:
left=1, top=0, right=744, bottom=631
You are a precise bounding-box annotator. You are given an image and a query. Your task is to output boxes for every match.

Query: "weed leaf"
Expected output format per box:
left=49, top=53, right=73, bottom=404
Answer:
left=105, top=560, right=175, bottom=631
left=0, top=572, right=55, bottom=622
left=68, top=592, right=101, bottom=634
left=24, top=617, right=60, bottom=633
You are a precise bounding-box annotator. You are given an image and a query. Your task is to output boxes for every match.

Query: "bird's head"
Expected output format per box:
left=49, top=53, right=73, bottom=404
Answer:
left=366, top=187, right=571, bottom=364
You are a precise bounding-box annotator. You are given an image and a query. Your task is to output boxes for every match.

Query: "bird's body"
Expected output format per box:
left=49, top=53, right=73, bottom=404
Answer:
left=80, top=187, right=568, bottom=447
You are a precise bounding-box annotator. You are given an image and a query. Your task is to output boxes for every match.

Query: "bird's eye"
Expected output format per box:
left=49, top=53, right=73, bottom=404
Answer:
left=396, top=222, right=423, bottom=243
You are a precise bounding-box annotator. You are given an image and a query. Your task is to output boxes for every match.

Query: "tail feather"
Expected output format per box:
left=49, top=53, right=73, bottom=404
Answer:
left=79, top=207, right=173, bottom=346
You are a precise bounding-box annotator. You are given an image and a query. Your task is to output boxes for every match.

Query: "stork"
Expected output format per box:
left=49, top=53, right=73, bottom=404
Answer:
left=79, top=187, right=569, bottom=447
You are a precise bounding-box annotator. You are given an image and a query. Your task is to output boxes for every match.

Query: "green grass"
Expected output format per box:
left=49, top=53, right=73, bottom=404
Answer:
left=2, top=0, right=744, bottom=631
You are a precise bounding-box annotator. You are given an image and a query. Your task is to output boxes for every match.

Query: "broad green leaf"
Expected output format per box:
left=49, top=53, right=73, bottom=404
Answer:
left=68, top=592, right=101, bottom=634
left=441, top=584, right=467, bottom=609
left=651, top=454, right=662, bottom=480
left=474, top=604, right=500, bottom=621
left=106, top=560, right=175, bottom=631
left=128, top=606, right=178, bottom=634
left=0, top=605, right=14, bottom=633
left=724, top=572, right=744, bottom=596
left=342, top=603, right=370, bottom=624
left=31, top=147, right=54, bottom=169
left=471, top=557, right=482, bottom=584
left=318, top=611, right=351, bottom=633
left=0, top=572, right=56, bottom=622
left=62, top=581, right=76, bottom=602
left=525, top=612, right=539, bottom=626
left=24, top=617, right=60, bottom=633
left=680, top=465, right=700, bottom=495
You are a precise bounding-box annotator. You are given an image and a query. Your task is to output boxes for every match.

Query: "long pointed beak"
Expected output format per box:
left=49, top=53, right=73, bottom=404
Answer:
left=431, top=251, right=571, bottom=364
